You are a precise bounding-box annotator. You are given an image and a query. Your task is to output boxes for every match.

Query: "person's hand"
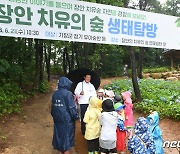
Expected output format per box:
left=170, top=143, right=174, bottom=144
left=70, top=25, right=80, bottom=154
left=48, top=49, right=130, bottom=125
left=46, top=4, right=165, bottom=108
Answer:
left=80, top=91, right=84, bottom=95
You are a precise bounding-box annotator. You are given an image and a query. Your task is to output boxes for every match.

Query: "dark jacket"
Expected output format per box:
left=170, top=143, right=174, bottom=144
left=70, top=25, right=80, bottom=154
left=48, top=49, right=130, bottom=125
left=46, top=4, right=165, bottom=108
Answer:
left=51, top=77, right=79, bottom=152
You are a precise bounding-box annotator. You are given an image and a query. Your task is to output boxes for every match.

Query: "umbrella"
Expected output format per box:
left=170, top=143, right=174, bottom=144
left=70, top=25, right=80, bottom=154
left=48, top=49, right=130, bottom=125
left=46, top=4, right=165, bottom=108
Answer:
left=66, top=68, right=100, bottom=93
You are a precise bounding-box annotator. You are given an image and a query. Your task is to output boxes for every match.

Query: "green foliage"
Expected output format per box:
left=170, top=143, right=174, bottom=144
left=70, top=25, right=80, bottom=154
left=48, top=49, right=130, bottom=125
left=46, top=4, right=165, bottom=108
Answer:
left=104, top=79, right=180, bottom=120
left=38, top=81, right=49, bottom=93
left=0, top=83, right=25, bottom=116
left=143, top=67, right=170, bottom=73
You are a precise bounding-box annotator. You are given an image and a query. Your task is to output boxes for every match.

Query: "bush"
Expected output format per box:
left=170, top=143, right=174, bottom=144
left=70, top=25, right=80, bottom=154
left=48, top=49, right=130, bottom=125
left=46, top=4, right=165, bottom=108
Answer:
left=38, top=81, right=49, bottom=93
left=104, top=79, right=180, bottom=120
left=0, top=83, right=25, bottom=116
left=143, top=67, right=170, bottom=73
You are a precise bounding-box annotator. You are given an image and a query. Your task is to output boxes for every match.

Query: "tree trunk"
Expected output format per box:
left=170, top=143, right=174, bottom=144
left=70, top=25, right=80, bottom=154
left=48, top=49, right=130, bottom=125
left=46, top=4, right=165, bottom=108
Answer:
left=64, top=47, right=71, bottom=73
left=39, top=40, right=44, bottom=84
left=63, top=48, right=67, bottom=75
left=138, top=47, right=144, bottom=79
left=129, top=47, right=142, bottom=102
left=33, top=39, right=40, bottom=89
left=75, top=42, right=80, bottom=68
left=83, top=43, right=88, bottom=68
left=123, top=0, right=142, bottom=102
left=71, top=42, right=75, bottom=71
left=45, top=43, right=51, bottom=82
left=124, top=0, right=128, bottom=7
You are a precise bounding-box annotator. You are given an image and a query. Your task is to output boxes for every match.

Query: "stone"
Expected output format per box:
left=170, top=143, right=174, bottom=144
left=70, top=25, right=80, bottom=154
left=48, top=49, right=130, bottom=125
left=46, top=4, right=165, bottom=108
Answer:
left=166, top=77, right=178, bottom=81
left=150, top=73, right=162, bottom=79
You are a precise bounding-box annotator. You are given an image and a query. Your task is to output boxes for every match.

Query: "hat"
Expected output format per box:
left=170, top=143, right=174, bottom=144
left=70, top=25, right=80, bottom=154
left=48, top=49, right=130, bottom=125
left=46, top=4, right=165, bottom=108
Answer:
left=114, top=103, right=125, bottom=111
left=102, top=99, right=114, bottom=112
left=98, top=88, right=105, bottom=93
left=113, top=94, right=122, bottom=103
left=105, top=90, right=115, bottom=98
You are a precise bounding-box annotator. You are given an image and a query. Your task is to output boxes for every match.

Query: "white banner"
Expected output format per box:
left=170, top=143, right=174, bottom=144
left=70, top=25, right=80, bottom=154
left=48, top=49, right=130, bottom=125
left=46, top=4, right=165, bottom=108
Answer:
left=0, top=0, right=180, bottom=49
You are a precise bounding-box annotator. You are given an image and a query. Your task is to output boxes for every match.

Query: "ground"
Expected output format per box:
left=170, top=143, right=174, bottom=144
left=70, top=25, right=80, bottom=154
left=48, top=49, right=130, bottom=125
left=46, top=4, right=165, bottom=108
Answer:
left=0, top=77, right=179, bottom=154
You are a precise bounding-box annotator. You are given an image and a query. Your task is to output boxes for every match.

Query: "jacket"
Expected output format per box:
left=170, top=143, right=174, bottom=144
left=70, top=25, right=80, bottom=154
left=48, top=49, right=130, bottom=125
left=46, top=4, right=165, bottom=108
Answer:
left=122, top=91, right=134, bottom=127
left=83, top=97, right=101, bottom=140
left=51, top=77, right=79, bottom=152
left=75, top=81, right=97, bottom=104
left=99, top=111, right=118, bottom=149
left=128, top=117, right=156, bottom=154
left=147, top=111, right=164, bottom=154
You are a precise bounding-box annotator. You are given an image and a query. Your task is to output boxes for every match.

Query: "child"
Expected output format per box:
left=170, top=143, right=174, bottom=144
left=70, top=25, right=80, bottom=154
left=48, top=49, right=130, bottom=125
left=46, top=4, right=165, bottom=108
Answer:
left=113, top=94, right=125, bottom=121
left=83, top=96, right=101, bottom=154
left=114, top=102, right=127, bottom=154
left=146, top=111, right=164, bottom=154
left=121, top=91, right=134, bottom=139
left=128, top=117, right=156, bottom=154
left=99, top=99, right=118, bottom=154
left=104, top=90, right=115, bottom=99
left=97, top=88, right=105, bottom=100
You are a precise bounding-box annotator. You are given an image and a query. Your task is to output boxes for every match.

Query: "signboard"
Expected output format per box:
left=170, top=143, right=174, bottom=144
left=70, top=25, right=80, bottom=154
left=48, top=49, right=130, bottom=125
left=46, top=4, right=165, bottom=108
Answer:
left=0, top=0, right=180, bottom=49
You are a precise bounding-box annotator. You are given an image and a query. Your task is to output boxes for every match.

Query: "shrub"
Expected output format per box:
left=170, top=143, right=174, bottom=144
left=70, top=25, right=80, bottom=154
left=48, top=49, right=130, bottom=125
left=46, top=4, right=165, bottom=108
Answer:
left=0, top=83, right=25, bottom=116
left=104, top=79, right=180, bottom=120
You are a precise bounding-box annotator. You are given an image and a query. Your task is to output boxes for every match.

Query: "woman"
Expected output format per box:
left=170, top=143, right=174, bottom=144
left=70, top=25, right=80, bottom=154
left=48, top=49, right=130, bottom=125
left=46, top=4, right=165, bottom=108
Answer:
left=51, top=77, right=79, bottom=154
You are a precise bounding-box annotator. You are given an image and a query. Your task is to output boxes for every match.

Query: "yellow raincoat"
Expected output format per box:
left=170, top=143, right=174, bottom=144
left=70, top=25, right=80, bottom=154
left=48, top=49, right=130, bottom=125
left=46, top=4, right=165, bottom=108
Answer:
left=83, top=97, right=101, bottom=140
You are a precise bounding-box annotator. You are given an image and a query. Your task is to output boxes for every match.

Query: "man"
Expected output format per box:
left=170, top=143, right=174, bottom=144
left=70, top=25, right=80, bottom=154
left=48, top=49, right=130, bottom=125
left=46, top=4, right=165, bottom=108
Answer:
left=51, top=77, right=79, bottom=154
left=75, top=73, right=97, bottom=135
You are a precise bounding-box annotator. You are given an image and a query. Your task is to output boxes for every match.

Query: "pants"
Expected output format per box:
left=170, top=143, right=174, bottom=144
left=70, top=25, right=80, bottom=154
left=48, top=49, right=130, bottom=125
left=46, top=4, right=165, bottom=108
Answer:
left=80, top=104, right=88, bottom=135
left=100, top=147, right=117, bottom=154
left=87, top=138, right=99, bottom=152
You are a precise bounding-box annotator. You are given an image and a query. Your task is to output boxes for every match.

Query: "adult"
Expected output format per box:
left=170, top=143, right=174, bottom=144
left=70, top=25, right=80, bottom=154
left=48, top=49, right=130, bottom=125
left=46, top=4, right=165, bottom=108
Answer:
left=75, top=73, right=97, bottom=135
left=123, top=64, right=128, bottom=76
left=51, top=77, right=79, bottom=154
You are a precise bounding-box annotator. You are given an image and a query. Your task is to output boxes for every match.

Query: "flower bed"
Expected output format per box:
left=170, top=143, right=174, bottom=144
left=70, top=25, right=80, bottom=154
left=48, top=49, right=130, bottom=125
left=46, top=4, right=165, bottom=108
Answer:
left=104, top=79, right=180, bottom=120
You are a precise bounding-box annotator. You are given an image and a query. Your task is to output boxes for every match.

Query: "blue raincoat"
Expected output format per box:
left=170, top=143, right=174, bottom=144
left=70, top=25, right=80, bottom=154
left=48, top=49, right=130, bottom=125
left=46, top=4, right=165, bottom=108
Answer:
left=147, top=111, right=164, bottom=154
left=128, top=117, right=156, bottom=154
left=51, top=77, right=79, bottom=152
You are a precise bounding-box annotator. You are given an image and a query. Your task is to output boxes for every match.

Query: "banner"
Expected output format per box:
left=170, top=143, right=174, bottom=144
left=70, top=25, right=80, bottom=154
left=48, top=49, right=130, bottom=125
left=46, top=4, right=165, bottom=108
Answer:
left=0, top=0, right=180, bottom=49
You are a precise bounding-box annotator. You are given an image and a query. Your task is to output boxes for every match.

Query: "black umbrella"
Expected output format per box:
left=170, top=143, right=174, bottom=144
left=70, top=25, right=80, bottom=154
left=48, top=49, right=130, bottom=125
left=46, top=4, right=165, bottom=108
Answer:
left=66, top=68, right=100, bottom=93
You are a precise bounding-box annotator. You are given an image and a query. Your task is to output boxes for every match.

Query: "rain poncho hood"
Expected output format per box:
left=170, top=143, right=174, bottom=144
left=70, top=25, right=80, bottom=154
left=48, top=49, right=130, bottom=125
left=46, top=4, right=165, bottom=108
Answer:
left=134, top=117, right=149, bottom=134
left=51, top=77, right=79, bottom=152
left=121, top=91, right=132, bottom=104
left=146, top=111, right=164, bottom=154
left=146, top=111, right=159, bottom=132
left=89, top=96, right=99, bottom=109
left=58, top=77, right=72, bottom=90
left=128, top=117, right=156, bottom=154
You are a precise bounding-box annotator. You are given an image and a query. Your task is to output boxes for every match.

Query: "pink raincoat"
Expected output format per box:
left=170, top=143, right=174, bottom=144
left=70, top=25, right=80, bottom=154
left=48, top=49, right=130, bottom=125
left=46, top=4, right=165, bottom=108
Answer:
left=121, top=91, right=134, bottom=128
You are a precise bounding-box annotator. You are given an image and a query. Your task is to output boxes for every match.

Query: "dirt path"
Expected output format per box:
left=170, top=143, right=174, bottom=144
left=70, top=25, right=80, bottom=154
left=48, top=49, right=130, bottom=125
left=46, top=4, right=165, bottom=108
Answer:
left=0, top=78, right=179, bottom=154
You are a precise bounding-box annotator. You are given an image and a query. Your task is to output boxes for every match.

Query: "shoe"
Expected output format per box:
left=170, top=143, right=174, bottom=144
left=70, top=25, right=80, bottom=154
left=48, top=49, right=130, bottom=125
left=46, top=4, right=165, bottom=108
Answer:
left=94, top=151, right=99, bottom=154
left=88, top=152, right=93, bottom=154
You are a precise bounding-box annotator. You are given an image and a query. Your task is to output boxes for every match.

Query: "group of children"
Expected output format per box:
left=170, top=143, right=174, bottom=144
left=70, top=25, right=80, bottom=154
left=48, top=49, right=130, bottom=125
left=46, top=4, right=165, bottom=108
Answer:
left=83, top=89, right=164, bottom=154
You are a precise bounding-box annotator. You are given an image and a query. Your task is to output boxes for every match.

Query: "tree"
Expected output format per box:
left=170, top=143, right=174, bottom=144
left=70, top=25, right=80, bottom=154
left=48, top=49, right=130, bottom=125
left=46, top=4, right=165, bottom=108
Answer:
left=124, top=0, right=142, bottom=102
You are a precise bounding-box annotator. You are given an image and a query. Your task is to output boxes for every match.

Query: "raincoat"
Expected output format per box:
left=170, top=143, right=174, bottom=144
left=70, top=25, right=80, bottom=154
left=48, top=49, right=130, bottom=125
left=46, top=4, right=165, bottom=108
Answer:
left=51, top=77, right=79, bottom=152
left=128, top=117, right=156, bottom=154
left=122, top=91, right=134, bottom=128
left=83, top=97, right=101, bottom=140
left=116, top=114, right=127, bottom=151
left=147, top=111, right=164, bottom=154
left=99, top=111, right=118, bottom=149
